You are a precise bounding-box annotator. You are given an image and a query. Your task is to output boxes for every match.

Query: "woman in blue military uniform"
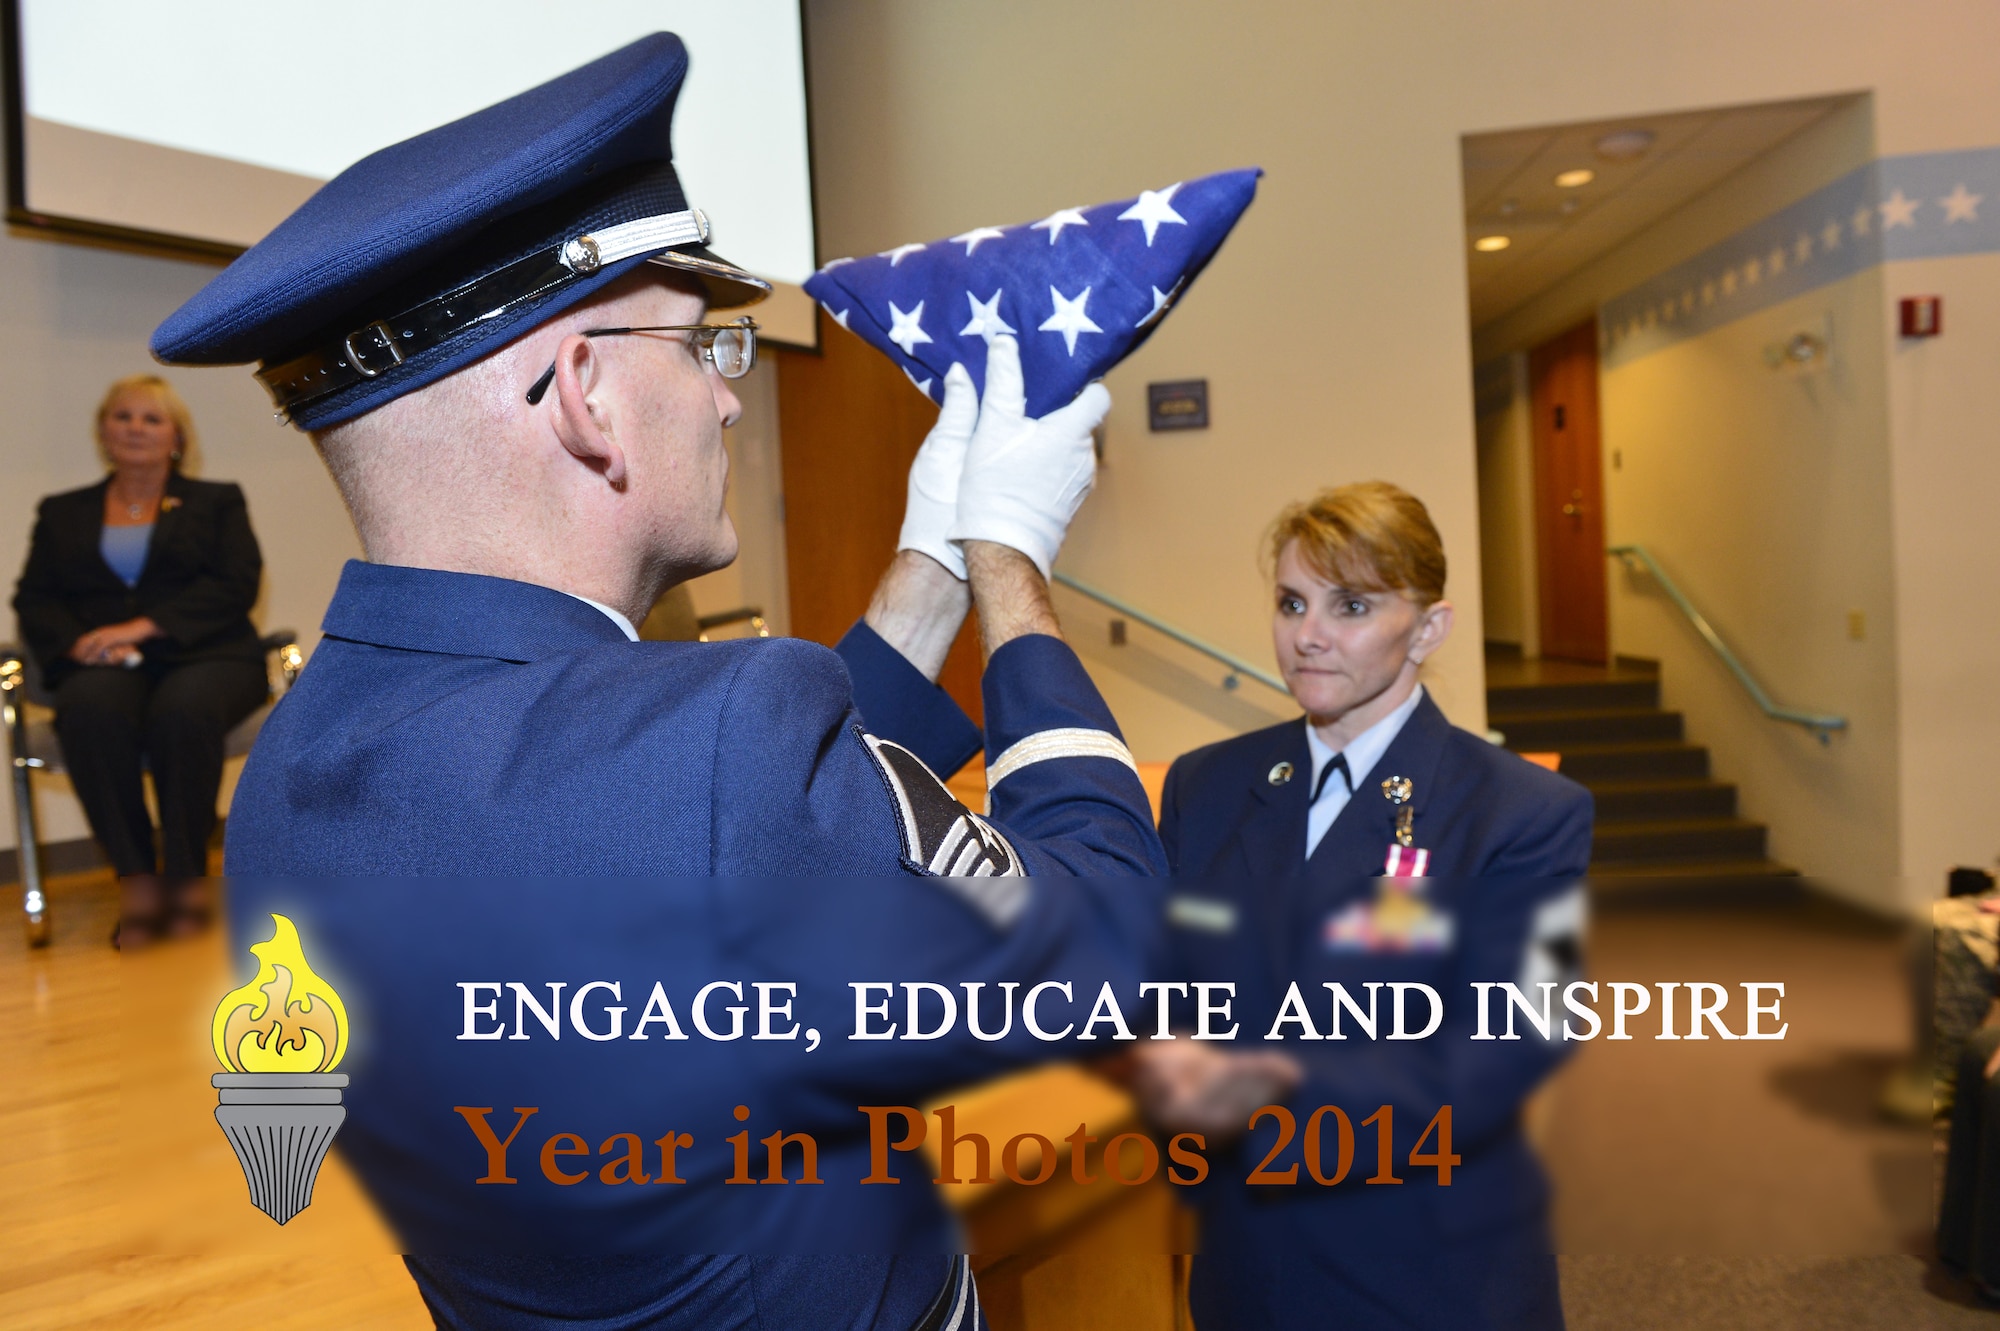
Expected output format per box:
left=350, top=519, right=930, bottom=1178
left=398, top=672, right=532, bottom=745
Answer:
left=1137, top=483, right=1593, bottom=1330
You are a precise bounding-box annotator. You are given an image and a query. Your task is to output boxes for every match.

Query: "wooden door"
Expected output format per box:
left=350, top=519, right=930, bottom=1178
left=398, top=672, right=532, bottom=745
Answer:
left=773, top=313, right=985, bottom=731
left=1528, top=320, right=1608, bottom=664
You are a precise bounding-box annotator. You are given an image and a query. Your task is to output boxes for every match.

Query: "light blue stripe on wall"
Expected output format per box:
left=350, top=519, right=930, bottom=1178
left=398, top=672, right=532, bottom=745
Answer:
left=1601, top=148, right=1998, bottom=366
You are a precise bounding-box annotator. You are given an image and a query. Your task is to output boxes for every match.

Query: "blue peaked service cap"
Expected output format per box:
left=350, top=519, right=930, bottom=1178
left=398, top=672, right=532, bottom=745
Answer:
left=803, top=168, right=1260, bottom=418
left=151, top=33, right=769, bottom=431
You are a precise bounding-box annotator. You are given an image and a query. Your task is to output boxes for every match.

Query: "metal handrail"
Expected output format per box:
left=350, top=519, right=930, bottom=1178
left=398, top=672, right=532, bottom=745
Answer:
left=696, top=606, right=770, bottom=642
left=1050, top=572, right=1292, bottom=697
left=1608, top=545, right=1847, bottom=744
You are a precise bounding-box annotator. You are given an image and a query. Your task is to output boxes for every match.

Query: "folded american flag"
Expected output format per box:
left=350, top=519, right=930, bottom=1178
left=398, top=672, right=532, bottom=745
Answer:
left=804, top=167, right=1261, bottom=416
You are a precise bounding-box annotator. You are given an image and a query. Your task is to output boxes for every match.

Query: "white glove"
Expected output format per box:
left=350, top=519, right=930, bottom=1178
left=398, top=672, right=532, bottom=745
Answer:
left=896, top=363, right=977, bottom=579
left=948, top=334, right=1112, bottom=579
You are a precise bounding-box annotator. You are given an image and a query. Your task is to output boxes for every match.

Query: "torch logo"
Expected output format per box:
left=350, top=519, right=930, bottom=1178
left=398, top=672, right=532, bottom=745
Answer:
left=210, top=914, right=350, bottom=1225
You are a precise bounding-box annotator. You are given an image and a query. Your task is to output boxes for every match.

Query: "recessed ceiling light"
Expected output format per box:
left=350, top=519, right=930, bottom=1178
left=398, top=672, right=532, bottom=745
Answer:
left=1594, top=129, right=1657, bottom=161
left=1473, top=235, right=1511, bottom=252
left=1554, top=168, right=1595, bottom=188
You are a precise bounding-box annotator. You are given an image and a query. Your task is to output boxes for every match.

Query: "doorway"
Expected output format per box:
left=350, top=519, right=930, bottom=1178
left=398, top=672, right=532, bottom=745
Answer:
left=1461, top=94, right=1860, bottom=664
left=1528, top=320, right=1607, bottom=663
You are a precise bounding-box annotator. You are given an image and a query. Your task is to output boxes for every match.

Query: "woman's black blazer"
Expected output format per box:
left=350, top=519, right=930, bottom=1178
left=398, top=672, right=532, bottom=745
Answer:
left=12, top=473, right=264, bottom=689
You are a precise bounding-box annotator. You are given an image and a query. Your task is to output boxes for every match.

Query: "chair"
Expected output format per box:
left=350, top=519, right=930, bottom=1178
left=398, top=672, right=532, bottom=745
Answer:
left=1, top=632, right=302, bottom=946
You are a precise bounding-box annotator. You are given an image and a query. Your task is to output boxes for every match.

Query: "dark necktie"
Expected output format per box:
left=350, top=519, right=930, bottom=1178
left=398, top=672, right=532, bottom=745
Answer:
left=1312, top=752, right=1353, bottom=804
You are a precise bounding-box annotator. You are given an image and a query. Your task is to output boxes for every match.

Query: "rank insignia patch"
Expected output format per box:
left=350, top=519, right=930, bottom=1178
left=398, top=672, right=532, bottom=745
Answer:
left=861, top=732, right=1025, bottom=879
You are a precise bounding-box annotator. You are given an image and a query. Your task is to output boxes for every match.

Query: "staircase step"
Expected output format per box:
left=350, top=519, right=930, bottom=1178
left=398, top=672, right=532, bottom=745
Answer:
left=1588, top=857, right=1802, bottom=879
left=1496, top=708, right=1684, bottom=747
left=1581, top=779, right=1738, bottom=822
left=1486, top=677, right=1661, bottom=716
left=1592, top=817, right=1768, bottom=862
left=1546, top=742, right=1711, bottom=783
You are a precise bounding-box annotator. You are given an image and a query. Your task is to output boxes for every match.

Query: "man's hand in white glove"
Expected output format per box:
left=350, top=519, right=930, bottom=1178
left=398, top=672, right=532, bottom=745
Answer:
left=868, top=363, right=976, bottom=680
left=895, top=362, right=977, bottom=579
left=948, top=334, right=1111, bottom=579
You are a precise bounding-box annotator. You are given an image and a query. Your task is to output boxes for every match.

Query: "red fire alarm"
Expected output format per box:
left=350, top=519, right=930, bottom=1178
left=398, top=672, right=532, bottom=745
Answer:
left=1900, top=296, right=1942, bottom=337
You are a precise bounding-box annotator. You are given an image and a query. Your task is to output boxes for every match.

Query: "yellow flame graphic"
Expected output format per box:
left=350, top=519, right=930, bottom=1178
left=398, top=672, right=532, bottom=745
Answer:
left=211, top=914, right=348, bottom=1073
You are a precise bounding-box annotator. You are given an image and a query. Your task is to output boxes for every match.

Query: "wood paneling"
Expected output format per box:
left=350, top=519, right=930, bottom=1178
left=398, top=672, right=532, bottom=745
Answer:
left=774, top=313, right=984, bottom=729
left=1530, top=319, right=1609, bottom=664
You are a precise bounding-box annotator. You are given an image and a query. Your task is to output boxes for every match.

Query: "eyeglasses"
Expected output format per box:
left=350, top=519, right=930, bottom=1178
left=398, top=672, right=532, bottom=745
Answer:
left=525, top=317, right=758, bottom=404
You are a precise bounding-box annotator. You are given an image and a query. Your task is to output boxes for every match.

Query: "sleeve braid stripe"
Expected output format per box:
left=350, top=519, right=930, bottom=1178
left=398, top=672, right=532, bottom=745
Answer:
left=985, top=727, right=1139, bottom=788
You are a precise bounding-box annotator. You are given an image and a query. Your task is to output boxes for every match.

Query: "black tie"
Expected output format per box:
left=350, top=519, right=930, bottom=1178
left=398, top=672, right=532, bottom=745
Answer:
left=1312, top=752, right=1352, bottom=804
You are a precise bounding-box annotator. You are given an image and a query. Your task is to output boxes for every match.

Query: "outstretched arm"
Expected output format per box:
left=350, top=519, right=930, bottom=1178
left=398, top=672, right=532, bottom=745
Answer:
left=863, top=549, right=970, bottom=681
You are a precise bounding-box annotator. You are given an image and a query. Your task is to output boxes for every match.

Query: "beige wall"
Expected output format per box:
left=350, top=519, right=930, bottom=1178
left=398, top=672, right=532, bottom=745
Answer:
left=1882, top=250, right=2000, bottom=895
left=1604, top=274, right=1902, bottom=905
left=803, top=1, right=1499, bottom=754
left=1473, top=353, right=1538, bottom=654
left=802, top=0, right=2000, bottom=781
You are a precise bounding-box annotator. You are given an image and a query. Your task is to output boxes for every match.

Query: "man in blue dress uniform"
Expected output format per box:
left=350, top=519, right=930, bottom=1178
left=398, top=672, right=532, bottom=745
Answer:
left=154, top=34, right=1163, bottom=1330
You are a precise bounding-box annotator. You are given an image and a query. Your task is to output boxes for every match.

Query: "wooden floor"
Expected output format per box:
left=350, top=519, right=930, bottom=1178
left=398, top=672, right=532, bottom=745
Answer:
left=0, top=870, right=430, bottom=1331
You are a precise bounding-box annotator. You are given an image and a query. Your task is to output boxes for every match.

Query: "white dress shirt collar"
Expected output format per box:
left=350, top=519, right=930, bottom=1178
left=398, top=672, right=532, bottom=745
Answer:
left=564, top=591, right=640, bottom=642
left=1303, top=683, right=1426, bottom=859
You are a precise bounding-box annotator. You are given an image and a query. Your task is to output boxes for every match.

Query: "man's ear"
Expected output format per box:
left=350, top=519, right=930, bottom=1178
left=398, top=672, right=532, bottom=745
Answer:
left=548, top=332, right=628, bottom=488
left=1407, top=599, right=1454, bottom=665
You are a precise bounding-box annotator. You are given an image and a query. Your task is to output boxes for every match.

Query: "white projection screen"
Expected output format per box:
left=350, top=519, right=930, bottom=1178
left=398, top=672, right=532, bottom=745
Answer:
left=3, top=0, right=819, bottom=346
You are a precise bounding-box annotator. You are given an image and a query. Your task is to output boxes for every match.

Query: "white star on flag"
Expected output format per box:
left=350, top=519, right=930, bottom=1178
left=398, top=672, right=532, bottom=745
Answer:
left=1720, top=269, right=1738, bottom=296
left=887, top=300, right=932, bottom=355
left=1744, top=257, right=1761, bottom=285
left=819, top=303, right=851, bottom=330
left=1117, top=183, right=1188, bottom=246
left=1029, top=208, right=1090, bottom=244
left=1039, top=285, right=1103, bottom=355
left=950, top=226, right=1007, bottom=255
left=904, top=367, right=933, bottom=397
left=881, top=243, right=927, bottom=266
left=1821, top=220, right=1843, bottom=251
left=1940, top=183, right=1983, bottom=224
left=960, top=289, right=1016, bottom=342
left=1794, top=233, right=1813, bottom=263
left=1878, top=189, right=1920, bottom=229
left=1137, top=285, right=1175, bottom=330
left=1851, top=204, right=1874, bottom=237
left=821, top=256, right=855, bottom=269
left=1767, top=246, right=1786, bottom=275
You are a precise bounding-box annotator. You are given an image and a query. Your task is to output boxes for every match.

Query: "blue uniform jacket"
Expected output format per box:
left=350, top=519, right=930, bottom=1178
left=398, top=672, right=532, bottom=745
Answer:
left=222, top=561, right=1168, bottom=1330
left=1157, top=691, right=1592, bottom=1331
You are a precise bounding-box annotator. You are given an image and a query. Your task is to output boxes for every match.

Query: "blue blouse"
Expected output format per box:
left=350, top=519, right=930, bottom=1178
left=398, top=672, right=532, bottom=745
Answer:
left=100, top=523, right=153, bottom=588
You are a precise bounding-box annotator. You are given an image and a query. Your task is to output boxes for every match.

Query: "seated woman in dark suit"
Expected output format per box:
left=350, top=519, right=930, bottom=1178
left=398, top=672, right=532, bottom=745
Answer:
left=1134, top=482, right=1594, bottom=1330
left=12, top=375, right=267, bottom=943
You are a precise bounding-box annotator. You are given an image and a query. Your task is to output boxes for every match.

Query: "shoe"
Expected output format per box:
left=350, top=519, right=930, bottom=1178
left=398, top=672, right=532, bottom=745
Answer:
left=162, top=877, right=216, bottom=938
left=112, top=873, right=165, bottom=950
